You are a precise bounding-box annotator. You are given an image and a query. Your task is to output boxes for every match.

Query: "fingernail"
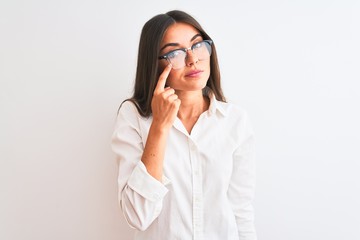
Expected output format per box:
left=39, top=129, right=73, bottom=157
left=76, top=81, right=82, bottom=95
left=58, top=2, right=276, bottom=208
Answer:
left=168, top=64, right=172, bottom=68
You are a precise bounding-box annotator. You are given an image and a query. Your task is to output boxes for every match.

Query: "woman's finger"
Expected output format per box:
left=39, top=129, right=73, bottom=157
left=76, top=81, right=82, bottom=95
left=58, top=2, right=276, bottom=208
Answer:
left=154, top=64, right=172, bottom=93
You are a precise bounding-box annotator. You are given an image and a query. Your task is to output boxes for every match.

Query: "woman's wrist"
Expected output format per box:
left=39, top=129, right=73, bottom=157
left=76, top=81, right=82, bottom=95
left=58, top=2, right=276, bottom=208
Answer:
left=150, top=120, right=172, bottom=135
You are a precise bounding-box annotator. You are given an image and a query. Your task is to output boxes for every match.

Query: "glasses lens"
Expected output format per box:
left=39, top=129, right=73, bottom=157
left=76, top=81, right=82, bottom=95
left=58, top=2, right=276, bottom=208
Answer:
left=167, top=50, right=186, bottom=69
left=192, top=41, right=212, bottom=60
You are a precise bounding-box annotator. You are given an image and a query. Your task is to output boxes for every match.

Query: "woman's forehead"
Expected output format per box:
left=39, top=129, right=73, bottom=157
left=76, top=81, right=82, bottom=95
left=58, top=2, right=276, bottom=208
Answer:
left=162, top=23, right=201, bottom=44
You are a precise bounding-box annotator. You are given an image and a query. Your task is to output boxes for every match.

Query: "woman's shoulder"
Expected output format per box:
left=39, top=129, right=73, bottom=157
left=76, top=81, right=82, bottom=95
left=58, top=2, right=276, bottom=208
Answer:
left=115, top=100, right=145, bottom=126
left=118, top=100, right=139, bottom=115
left=217, top=100, right=254, bottom=139
left=216, top=99, right=250, bottom=120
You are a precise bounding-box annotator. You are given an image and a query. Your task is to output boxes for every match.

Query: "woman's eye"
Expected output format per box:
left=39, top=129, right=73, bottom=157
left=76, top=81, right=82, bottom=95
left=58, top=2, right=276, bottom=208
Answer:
left=168, top=50, right=182, bottom=59
left=193, top=42, right=203, bottom=49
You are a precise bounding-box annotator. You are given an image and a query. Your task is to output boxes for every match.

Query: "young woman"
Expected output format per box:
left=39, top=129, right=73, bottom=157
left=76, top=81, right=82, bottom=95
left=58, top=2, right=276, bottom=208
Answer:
left=111, top=10, right=257, bottom=240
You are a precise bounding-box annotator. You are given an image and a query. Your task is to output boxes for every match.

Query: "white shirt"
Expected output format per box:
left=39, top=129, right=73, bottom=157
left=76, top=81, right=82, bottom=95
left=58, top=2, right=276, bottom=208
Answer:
left=111, top=92, right=257, bottom=240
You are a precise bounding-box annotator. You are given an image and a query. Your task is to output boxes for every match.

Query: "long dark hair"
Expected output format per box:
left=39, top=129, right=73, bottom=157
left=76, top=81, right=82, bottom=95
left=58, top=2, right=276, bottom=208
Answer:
left=121, top=10, right=225, bottom=117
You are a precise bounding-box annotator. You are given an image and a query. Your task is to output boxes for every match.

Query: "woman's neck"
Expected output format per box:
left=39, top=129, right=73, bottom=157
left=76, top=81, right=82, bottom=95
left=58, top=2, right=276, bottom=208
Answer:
left=175, top=90, right=209, bottom=133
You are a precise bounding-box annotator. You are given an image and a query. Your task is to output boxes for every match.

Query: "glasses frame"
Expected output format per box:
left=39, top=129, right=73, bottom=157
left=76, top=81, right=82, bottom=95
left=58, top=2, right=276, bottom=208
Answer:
left=158, top=40, right=213, bottom=68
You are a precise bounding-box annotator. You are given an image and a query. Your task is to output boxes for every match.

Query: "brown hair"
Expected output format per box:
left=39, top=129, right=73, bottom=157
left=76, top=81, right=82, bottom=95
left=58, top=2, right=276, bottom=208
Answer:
left=121, top=10, right=225, bottom=117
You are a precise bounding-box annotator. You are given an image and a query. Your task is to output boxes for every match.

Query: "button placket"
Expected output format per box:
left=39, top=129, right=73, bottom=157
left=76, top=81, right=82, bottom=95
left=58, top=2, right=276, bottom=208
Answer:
left=188, top=138, right=203, bottom=240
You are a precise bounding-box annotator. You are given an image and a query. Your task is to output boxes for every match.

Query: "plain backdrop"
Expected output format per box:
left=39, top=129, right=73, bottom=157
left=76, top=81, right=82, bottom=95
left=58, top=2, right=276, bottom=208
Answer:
left=1, top=0, right=359, bottom=239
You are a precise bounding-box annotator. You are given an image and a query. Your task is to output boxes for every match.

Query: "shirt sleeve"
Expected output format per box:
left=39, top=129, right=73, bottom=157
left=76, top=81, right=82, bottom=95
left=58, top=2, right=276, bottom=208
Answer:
left=111, top=101, right=169, bottom=231
left=228, top=111, right=257, bottom=240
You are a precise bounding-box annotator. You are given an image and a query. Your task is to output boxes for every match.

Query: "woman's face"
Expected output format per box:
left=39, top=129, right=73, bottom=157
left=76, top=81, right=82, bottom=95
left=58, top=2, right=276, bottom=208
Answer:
left=158, top=23, right=211, bottom=92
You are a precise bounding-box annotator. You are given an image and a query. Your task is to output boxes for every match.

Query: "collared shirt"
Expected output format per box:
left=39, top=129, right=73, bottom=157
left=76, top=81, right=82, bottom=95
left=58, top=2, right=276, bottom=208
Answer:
left=111, top=92, right=257, bottom=240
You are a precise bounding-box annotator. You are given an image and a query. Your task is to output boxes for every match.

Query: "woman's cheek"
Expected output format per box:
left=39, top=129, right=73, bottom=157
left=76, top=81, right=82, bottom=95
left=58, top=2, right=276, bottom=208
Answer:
left=165, top=77, right=175, bottom=88
left=166, top=72, right=180, bottom=88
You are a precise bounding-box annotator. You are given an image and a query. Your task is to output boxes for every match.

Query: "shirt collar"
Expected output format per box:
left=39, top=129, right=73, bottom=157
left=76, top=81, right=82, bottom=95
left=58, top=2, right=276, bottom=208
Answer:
left=205, top=88, right=227, bottom=117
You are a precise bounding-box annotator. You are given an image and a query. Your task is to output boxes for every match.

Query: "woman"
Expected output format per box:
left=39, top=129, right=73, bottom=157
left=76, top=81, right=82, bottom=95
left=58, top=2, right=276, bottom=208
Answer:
left=111, top=10, right=257, bottom=240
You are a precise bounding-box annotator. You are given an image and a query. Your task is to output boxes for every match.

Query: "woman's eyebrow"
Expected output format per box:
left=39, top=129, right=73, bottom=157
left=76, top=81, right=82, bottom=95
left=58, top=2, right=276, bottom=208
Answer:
left=160, top=42, right=179, bottom=51
left=160, top=33, right=203, bottom=51
left=190, top=33, right=202, bottom=42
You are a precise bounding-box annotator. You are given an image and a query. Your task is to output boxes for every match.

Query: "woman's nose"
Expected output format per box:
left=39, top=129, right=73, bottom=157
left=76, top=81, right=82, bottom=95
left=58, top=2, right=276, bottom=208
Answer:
left=185, top=50, right=199, bottom=66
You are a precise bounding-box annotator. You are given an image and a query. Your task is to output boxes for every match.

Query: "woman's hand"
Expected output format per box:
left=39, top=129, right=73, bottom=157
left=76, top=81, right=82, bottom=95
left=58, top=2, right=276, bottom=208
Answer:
left=151, top=64, right=181, bottom=131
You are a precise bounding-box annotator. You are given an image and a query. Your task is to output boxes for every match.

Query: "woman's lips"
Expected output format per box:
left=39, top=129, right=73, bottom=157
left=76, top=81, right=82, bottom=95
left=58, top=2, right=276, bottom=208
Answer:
left=185, top=70, right=204, bottom=77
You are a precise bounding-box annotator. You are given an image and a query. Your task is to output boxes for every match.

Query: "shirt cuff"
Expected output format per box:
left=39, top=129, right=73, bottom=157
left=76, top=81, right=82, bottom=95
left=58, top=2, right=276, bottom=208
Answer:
left=127, top=161, right=169, bottom=202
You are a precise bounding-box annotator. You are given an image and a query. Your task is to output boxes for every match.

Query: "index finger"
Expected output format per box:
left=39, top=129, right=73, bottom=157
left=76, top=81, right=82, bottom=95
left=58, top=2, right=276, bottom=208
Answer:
left=155, top=64, right=172, bottom=92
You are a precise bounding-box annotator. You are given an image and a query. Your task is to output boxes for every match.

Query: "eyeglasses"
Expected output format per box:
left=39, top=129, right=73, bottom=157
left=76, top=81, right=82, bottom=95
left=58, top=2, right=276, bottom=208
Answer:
left=158, top=40, right=213, bottom=69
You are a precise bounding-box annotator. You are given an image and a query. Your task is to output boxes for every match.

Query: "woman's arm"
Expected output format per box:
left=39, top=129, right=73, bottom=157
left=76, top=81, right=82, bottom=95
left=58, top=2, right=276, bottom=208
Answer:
left=228, top=112, right=257, bottom=240
left=141, top=64, right=180, bottom=180
left=111, top=64, right=180, bottom=231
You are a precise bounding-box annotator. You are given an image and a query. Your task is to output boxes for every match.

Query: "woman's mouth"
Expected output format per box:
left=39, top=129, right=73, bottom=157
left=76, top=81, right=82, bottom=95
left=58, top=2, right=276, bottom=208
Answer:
left=185, top=70, right=204, bottom=77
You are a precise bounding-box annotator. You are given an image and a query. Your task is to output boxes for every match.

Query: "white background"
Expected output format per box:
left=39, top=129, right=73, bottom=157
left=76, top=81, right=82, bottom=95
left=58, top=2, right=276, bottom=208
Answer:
left=1, top=0, right=359, bottom=239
